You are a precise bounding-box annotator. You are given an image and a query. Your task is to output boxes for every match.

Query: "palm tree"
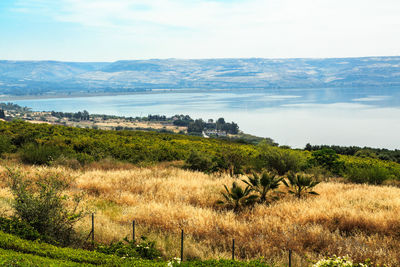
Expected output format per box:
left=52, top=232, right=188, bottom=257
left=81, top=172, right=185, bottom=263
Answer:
left=243, top=171, right=283, bottom=203
left=217, top=182, right=258, bottom=212
left=283, top=172, right=320, bottom=199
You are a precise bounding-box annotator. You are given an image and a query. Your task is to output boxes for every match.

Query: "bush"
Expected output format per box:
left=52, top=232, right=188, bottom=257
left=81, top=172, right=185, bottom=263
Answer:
left=177, top=259, right=271, bottom=266
left=283, top=172, right=320, bottom=199
left=6, top=168, right=85, bottom=245
left=354, top=149, right=378, bottom=159
left=95, top=236, right=161, bottom=260
left=216, top=182, right=258, bottom=212
left=75, top=152, right=95, bottom=165
left=0, top=217, right=41, bottom=241
left=20, top=143, right=62, bottom=165
left=0, top=230, right=268, bottom=266
left=213, top=147, right=249, bottom=176
left=51, top=155, right=82, bottom=170
left=242, top=171, right=283, bottom=204
left=256, top=146, right=306, bottom=175
left=0, top=231, right=163, bottom=266
left=345, top=165, right=391, bottom=185
left=184, top=151, right=215, bottom=172
left=313, top=255, right=370, bottom=267
left=309, top=149, right=344, bottom=175
left=0, top=135, right=14, bottom=155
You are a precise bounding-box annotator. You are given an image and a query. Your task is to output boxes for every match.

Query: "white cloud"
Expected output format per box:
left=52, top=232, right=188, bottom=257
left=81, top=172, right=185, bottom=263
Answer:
left=11, top=0, right=400, bottom=60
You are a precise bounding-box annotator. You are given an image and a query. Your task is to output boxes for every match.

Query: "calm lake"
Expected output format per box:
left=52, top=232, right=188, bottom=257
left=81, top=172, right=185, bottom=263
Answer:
left=12, top=88, right=400, bottom=149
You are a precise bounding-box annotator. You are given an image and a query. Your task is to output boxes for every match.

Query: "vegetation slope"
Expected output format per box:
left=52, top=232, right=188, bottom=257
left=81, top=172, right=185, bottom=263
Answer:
left=0, top=120, right=399, bottom=266
left=0, top=164, right=398, bottom=266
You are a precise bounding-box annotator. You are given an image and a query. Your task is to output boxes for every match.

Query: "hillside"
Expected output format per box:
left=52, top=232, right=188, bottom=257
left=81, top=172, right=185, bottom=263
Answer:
left=0, top=121, right=399, bottom=265
left=1, top=57, right=400, bottom=96
left=0, top=120, right=399, bottom=180
left=0, top=164, right=399, bottom=266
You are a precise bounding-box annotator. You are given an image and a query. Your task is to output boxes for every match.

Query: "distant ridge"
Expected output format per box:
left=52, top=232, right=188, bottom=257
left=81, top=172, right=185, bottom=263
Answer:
left=0, top=56, right=399, bottom=96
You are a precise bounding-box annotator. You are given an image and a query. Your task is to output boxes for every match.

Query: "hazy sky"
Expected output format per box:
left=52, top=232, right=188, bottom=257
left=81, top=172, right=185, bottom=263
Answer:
left=1, top=0, right=400, bottom=61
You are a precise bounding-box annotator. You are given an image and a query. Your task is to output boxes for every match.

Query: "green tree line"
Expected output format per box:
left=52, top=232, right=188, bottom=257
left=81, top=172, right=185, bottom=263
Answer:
left=0, top=120, right=399, bottom=184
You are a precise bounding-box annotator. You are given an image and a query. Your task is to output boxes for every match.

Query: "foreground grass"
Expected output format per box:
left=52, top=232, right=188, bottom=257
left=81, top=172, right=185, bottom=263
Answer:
left=0, top=248, right=91, bottom=267
left=0, top=231, right=167, bottom=266
left=0, top=164, right=399, bottom=265
left=0, top=231, right=270, bottom=266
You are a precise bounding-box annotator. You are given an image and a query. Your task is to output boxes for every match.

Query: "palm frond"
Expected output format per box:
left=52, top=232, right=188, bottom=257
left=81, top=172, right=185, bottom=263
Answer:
left=284, top=172, right=320, bottom=199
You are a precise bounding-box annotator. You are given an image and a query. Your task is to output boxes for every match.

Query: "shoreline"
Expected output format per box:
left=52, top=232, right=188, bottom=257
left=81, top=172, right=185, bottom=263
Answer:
left=0, top=87, right=340, bottom=101
left=0, top=88, right=237, bottom=101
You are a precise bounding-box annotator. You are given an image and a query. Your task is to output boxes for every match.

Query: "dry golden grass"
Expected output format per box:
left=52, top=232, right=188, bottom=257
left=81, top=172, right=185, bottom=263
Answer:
left=0, top=164, right=399, bottom=266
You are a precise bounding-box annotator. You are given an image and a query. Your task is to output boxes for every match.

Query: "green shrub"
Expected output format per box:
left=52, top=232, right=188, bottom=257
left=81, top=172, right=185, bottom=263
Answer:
left=213, top=147, right=247, bottom=176
left=313, top=255, right=370, bottom=267
left=177, top=259, right=271, bottom=266
left=20, top=143, right=62, bottom=165
left=0, top=217, right=41, bottom=241
left=95, top=236, right=161, bottom=260
left=75, top=152, right=94, bottom=165
left=345, top=164, right=391, bottom=185
left=7, top=168, right=85, bottom=246
left=256, top=145, right=306, bottom=175
left=0, top=230, right=269, bottom=266
left=51, top=155, right=82, bottom=170
left=0, top=134, right=14, bottom=155
left=1, top=120, right=400, bottom=186
left=184, top=151, right=215, bottom=172
left=216, top=182, right=258, bottom=212
left=354, top=149, right=378, bottom=159
left=0, top=231, right=161, bottom=265
left=283, top=172, right=320, bottom=199
left=242, top=171, right=283, bottom=204
left=309, top=148, right=344, bottom=175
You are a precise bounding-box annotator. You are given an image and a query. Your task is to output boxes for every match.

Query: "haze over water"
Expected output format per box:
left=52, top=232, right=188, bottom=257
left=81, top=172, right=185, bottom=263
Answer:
left=12, top=87, right=400, bottom=149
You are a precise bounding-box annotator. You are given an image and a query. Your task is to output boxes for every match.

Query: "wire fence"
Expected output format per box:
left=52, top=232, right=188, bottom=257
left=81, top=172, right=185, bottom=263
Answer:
left=87, top=213, right=295, bottom=266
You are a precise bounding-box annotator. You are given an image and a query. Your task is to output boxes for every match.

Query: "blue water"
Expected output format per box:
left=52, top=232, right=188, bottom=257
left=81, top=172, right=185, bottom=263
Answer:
left=11, top=88, right=400, bottom=149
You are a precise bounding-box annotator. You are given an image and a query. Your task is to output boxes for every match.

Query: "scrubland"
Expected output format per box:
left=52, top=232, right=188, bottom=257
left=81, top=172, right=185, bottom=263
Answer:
left=0, top=163, right=399, bottom=266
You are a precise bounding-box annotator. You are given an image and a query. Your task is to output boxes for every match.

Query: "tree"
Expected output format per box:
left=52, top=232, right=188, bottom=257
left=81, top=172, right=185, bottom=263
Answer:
left=217, top=117, right=226, bottom=124
left=283, top=172, right=319, bottom=199
left=309, top=148, right=344, bottom=174
left=305, top=143, right=312, bottom=151
left=0, top=109, right=5, bottom=119
left=187, top=119, right=205, bottom=133
left=216, top=182, right=258, bottom=212
left=220, top=122, right=239, bottom=134
left=82, top=110, right=90, bottom=120
left=243, top=171, right=283, bottom=203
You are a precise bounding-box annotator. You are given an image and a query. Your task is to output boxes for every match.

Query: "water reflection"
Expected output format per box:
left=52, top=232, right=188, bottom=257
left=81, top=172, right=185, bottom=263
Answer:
left=11, top=87, right=400, bottom=149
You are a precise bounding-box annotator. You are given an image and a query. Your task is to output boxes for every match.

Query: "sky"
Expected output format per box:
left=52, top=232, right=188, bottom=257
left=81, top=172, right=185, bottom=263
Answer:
left=0, top=0, right=400, bottom=61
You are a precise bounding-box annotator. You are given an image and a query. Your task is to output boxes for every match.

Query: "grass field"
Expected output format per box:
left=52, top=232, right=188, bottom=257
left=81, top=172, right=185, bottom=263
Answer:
left=0, top=228, right=269, bottom=266
left=0, top=163, right=398, bottom=266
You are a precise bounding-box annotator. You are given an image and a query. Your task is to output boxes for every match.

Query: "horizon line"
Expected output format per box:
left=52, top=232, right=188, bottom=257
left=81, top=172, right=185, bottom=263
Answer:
left=1, top=55, right=400, bottom=63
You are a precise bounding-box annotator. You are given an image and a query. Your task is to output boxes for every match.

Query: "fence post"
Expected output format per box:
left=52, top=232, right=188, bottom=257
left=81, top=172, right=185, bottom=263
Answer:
left=232, top=239, right=235, bottom=260
left=180, top=229, right=184, bottom=262
left=91, top=213, right=95, bottom=248
left=289, top=249, right=292, bottom=267
left=132, top=220, right=135, bottom=242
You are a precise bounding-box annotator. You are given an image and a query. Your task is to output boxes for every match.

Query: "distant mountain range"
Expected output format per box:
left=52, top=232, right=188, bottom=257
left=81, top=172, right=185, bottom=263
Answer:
left=1, top=57, right=400, bottom=96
